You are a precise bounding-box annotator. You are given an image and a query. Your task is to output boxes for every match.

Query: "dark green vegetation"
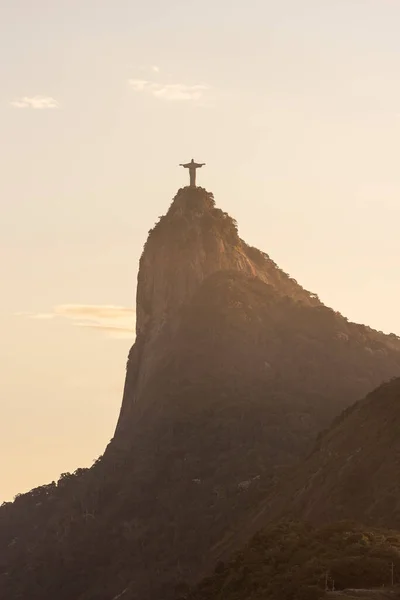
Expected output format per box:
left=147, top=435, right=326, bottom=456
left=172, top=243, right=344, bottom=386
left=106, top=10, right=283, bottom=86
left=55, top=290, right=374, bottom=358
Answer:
left=189, top=521, right=400, bottom=600
left=2, top=188, right=400, bottom=600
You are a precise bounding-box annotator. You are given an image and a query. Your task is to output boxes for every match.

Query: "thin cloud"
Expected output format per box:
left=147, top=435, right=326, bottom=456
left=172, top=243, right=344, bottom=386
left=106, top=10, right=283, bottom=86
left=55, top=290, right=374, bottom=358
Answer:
left=10, top=96, right=59, bottom=109
left=129, top=79, right=149, bottom=92
left=13, top=311, right=54, bottom=320
left=79, top=324, right=133, bottom=332
left=77, top=323, right=134, bottom=339
left=154, top=84, right=208, bottom=101
left=137, top=65, right=160, bottom=73
left=55, top=305, right=134, bottom=320
left=128, top=79, right=209, bottom=103
left=15, top=304, right=135, bottom=340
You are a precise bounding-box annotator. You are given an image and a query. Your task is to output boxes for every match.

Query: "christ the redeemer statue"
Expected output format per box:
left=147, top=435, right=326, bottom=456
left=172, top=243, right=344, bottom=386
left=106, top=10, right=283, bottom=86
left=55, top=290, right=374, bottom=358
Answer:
left=179, top=159, right=205, bottom=187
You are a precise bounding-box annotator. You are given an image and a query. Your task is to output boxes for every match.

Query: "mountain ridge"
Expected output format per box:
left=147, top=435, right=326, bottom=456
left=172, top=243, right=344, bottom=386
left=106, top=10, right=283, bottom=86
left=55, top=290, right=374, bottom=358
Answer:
left=268, top=376, right=400, bottom=528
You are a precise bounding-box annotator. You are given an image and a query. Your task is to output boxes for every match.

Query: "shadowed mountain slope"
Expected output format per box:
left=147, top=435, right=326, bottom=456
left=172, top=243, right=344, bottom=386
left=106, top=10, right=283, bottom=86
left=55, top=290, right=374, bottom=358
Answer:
left=262, top=377, right=400, bottom=529
left=209, top=378, right=400, bottom=570
left=1, top=187, right=400, bottom=600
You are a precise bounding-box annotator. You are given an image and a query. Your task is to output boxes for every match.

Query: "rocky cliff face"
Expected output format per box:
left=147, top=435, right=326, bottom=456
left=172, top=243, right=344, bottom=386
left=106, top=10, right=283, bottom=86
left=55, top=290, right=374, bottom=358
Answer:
left=2, top=186, right=400, bottom=600
left=116, top=186, right=321, bottom=435
left=135, top=187, right=319, bottom=337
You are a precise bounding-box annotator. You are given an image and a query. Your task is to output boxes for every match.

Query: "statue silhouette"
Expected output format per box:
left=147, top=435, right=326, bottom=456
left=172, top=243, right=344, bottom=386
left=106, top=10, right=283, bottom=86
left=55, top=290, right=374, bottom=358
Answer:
left=179, top=159, right=205, bottom=187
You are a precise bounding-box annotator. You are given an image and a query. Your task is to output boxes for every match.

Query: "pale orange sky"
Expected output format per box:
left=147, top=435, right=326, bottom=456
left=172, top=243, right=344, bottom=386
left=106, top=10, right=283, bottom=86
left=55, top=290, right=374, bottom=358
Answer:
left=1, top=0, right=400, bottom=501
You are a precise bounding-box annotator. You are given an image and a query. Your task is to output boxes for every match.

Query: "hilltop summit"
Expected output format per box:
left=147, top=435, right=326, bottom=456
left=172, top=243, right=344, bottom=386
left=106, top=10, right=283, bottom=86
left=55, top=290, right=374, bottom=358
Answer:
left=135, top=186, right=318, bottom=339
left=1, top=187, right=400, bottom=600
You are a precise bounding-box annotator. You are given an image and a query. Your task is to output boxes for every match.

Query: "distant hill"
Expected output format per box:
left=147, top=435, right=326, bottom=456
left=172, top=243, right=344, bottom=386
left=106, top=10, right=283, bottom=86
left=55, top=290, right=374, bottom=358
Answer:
left=1, top=187, right=400, bottom=600
left=261, top=377, right=400, bottom=529
left=188, top=521, right=400, bottom=600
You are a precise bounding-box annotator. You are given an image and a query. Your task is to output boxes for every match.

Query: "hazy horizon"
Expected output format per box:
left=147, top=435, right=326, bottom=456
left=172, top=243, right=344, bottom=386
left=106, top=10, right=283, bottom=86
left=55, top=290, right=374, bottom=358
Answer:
left=2, top=0, right=400, bottom=502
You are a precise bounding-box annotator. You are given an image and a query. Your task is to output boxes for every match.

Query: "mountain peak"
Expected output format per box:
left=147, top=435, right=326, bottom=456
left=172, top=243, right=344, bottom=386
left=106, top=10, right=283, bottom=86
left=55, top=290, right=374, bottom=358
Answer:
left=136, top=187, right=319, bottom=338
left=166, top=186, right=216, bottom=216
